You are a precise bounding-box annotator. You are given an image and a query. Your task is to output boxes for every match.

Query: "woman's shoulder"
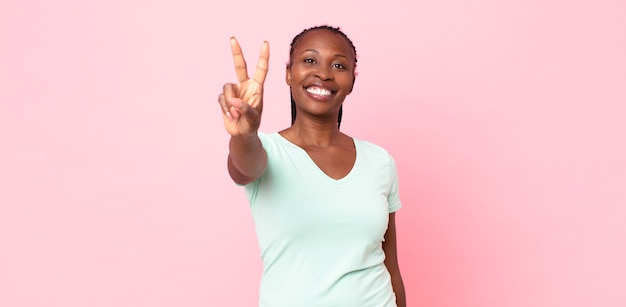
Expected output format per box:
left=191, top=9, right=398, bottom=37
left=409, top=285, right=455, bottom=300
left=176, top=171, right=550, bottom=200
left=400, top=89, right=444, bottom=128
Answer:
left=256, top=131, right=283, bottom=149
left=257, top=131, right=275, bottom=141
left=353, top=136, right=392, bottom=157
left=256, top=131, right=301, bottom=154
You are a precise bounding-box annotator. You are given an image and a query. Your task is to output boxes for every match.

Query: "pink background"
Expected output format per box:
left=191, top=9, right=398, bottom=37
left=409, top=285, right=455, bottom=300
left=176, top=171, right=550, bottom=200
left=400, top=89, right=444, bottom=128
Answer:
left=1, top=0, right=625, bottom=306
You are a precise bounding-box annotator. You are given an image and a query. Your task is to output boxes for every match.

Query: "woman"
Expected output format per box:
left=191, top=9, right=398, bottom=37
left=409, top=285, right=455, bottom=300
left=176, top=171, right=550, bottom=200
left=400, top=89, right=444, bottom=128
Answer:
left=218, top=26, right=406, bottom=307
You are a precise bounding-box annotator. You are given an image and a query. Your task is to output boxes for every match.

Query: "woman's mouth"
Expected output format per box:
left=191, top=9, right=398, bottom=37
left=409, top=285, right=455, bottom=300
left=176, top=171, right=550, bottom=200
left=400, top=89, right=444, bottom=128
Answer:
left=305, top=86, right=335, bottom=101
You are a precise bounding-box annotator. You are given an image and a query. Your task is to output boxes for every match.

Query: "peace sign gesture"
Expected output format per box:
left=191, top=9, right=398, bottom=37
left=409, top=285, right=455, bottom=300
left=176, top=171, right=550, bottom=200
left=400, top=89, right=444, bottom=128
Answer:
left=218, top=37, right=270, bottom=137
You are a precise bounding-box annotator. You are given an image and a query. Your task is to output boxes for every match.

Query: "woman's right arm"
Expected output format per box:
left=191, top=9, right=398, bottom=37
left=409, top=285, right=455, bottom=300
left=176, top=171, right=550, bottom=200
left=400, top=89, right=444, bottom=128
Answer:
left=218, top=38, right=270, bottom=185
left=227, top=134, right=267, bottom=185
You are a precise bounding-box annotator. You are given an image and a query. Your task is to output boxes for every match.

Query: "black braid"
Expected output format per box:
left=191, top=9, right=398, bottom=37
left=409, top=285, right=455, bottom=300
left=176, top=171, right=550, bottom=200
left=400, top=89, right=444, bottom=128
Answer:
left=288, top=25, right=357, bottom=129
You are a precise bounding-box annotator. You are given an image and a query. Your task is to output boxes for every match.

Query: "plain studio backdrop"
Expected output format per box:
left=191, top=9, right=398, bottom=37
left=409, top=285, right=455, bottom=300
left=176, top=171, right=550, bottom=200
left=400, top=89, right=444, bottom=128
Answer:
left=1, top=0, right=625, bottom=306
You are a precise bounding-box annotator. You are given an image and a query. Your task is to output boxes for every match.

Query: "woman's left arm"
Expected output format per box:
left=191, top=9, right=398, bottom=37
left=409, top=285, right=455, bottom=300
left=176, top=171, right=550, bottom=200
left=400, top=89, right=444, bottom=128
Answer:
left=383, top=212, right=406, bottom=307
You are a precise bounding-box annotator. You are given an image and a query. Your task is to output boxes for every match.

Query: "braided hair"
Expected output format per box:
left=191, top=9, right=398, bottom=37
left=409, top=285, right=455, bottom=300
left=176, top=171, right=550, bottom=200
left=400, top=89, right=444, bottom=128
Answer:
left=288, top=25, right=358, bottom=129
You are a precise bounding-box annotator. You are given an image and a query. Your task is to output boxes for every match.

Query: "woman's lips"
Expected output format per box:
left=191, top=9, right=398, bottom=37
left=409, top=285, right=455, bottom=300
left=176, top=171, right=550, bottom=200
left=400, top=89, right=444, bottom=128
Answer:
left=305, top=86, right=334, bottom=102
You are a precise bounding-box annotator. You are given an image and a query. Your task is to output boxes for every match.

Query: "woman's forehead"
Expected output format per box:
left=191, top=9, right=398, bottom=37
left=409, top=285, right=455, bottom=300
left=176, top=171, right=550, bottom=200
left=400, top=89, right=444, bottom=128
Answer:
left=293, top=29, right=354, bottom=57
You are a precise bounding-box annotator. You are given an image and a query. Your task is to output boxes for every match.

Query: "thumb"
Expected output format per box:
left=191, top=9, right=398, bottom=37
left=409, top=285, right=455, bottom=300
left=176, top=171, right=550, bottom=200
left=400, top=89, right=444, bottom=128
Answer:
left=238, top=99, right=261, bottom=130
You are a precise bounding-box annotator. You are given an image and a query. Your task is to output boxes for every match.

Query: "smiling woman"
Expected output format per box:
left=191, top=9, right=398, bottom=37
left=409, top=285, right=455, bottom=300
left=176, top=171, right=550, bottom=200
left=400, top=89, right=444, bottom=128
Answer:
left=217, top=25, right=406, bottom=307
left=287, top=25, right=358, bottom=128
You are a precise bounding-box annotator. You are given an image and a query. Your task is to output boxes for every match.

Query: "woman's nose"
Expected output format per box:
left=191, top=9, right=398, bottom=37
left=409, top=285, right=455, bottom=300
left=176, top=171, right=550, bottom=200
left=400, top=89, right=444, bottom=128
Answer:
left=313, top=65, right=333, bottom=81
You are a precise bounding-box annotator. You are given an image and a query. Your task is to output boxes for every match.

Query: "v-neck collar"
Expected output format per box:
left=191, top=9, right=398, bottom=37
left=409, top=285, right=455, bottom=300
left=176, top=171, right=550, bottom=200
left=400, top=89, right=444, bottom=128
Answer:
left=273, top=132, right=360, bottom=184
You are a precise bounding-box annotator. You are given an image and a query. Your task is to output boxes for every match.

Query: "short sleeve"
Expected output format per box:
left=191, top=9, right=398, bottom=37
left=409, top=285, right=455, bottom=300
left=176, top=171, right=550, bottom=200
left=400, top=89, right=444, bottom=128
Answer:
left=387, top=156, right=402, bottom=213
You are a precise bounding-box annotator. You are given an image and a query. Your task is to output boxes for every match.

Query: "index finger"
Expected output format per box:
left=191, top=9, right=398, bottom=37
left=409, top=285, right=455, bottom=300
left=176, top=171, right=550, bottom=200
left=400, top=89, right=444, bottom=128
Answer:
left=230, top=37, right=249, bottom=82
left=252, top=41, right=270, bottom=85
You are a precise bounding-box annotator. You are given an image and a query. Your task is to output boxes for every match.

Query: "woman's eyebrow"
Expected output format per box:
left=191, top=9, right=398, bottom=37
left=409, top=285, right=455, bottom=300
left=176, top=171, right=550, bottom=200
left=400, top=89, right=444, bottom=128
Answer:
left=302, top=49, right=348, bottom=59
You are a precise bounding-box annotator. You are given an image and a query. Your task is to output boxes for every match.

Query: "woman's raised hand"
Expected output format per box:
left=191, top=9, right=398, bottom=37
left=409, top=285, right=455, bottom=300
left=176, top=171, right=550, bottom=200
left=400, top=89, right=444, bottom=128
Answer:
left=218, top=37, right=269, bottom=137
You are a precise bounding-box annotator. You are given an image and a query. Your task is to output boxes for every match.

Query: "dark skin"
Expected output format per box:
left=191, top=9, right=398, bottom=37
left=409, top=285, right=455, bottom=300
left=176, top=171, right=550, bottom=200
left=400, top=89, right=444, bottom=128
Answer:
left=384, top=212, right=406, bottom=307
left=218, top=29, right=405, bottom=306
left=281, top=30, right=356, bottom=180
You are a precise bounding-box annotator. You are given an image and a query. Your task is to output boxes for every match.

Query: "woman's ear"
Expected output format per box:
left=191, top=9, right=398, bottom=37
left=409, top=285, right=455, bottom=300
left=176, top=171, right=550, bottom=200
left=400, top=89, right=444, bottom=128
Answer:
left=285, top=65, right=292, bottom=86
left=347, top=75, right=355, bottom=94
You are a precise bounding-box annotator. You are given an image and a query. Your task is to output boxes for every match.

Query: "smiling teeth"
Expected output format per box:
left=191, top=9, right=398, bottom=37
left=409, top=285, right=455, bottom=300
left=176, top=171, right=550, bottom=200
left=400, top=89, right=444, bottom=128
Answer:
left=307, top=87, right=332, bottom=96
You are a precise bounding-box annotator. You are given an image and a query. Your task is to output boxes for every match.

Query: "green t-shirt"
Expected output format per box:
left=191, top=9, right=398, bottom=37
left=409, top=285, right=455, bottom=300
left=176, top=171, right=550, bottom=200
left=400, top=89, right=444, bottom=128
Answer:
left=245, top=132, right=402, bottom=307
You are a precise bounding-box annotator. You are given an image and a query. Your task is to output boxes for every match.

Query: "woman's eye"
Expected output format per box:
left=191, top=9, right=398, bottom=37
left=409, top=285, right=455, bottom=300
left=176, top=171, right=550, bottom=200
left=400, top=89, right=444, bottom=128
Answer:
left=333, top=63, right=346, bottom=69
left=304, top=58, right=314, bottom=64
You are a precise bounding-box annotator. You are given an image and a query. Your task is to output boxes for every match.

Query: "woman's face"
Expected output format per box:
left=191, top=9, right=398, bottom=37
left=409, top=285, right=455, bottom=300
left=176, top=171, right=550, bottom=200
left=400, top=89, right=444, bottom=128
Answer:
left=286, top=29, right=356, bottom=121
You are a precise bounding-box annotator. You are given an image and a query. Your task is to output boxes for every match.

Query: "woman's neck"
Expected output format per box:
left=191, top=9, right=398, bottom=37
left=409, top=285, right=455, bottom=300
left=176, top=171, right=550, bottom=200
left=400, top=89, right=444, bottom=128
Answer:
left=280, top=118, right=344, bottom=148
